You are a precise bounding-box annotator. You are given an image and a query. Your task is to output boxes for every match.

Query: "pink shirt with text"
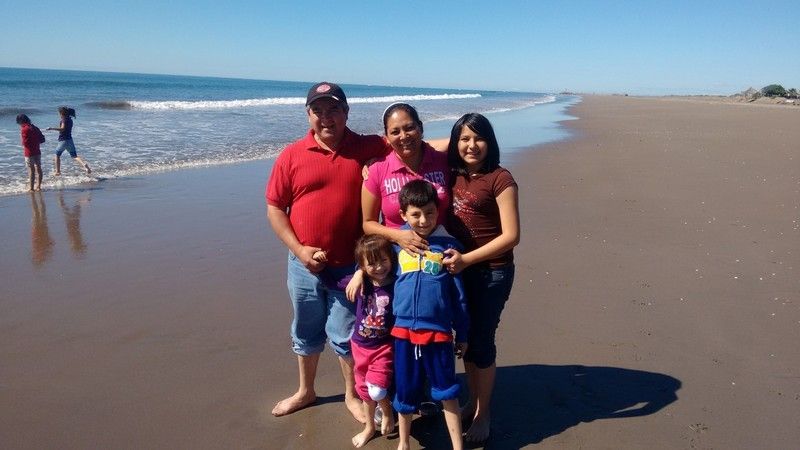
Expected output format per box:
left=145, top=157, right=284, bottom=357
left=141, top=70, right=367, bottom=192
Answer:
left=364, top=144, right=451, bottom=229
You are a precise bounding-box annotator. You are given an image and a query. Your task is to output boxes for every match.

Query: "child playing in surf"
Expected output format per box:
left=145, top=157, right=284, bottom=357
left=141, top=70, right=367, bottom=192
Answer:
left=47, top=106, right=91, bottom=176
left=315, top=236, right=397, bottom=447
left=391, top=179, right=469, bottom=450
left=16, top=114, right=45, bottom=192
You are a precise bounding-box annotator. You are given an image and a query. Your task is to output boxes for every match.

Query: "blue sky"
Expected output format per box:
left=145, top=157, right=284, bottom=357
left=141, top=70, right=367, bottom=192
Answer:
left=1, top=0, right=797, bottom=94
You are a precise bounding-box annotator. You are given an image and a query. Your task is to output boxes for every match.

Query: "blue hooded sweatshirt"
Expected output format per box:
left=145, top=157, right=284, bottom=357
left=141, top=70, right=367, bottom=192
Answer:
left=392, top=224, right=469, bottom=342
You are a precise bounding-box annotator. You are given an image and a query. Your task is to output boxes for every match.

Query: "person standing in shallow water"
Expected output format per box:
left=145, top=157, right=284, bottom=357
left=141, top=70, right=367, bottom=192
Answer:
left=16, top=114, right=45, bottom=192
left=47, top=106, right=91, bottom=176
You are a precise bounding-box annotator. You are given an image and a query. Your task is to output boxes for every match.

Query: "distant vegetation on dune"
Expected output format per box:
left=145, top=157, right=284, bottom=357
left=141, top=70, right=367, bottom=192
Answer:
left=733, top=84, right=798, bottom=103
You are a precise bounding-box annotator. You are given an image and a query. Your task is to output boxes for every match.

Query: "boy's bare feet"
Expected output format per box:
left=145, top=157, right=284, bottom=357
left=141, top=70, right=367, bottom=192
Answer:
left=464, top=415, right=491, bottom=443
left=345, top=394, right=367, bottom=423
left=271, top=391, right=316, bottom=416
left=351, top=427, right=375, bottom=448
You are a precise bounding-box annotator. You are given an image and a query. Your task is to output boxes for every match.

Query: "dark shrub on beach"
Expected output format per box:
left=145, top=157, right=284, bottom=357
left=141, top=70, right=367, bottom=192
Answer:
left=761, top=84, right=787, bottom=97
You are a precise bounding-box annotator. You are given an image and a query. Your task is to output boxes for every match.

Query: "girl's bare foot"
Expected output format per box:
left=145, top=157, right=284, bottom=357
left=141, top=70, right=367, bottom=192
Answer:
left=381, top=409, right=395, bottom=435
left=345, top=395, right=367, bottom=423
left=464, top=415, right=491, bottom=443
left=460, top=402, right=475, bottom=423
left=271, top=391, right=316, bottom=416
left=351, top=427, right=375, bottom=448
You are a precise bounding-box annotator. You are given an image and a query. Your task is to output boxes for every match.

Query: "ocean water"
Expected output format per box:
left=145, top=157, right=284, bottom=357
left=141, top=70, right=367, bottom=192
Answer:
left=0, top=67, right=576, bottom=196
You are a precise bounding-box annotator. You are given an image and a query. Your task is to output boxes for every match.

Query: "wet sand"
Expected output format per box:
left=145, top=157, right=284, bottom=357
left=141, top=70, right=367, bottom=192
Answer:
left=1, top=96, right=798, bottom=449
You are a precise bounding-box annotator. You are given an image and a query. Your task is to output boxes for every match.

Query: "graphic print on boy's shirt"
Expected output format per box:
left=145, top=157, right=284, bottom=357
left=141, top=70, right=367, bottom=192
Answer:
left=398, top=249, right=444, bottom=275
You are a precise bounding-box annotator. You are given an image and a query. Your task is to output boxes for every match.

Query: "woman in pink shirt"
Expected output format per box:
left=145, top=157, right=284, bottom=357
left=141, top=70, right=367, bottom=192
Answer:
left=362, top=103, right=450, bottom=254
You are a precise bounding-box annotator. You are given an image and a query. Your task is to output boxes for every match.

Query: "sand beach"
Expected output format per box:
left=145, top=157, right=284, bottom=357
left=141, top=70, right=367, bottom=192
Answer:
left=1, top=95, right=798, bottom=449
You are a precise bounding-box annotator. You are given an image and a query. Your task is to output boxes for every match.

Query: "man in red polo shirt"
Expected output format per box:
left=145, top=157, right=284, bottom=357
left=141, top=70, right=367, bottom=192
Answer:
left=266, top=82, right=387, bottom=421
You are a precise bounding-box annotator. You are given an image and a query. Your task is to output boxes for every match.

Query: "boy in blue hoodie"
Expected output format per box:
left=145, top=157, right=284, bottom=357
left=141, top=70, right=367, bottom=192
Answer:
left=391, top=179, right=469, bottom=450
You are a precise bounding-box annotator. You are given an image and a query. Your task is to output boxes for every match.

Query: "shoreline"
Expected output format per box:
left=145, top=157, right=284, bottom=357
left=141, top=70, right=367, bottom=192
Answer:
left=1, top=95, right=798, bottom=449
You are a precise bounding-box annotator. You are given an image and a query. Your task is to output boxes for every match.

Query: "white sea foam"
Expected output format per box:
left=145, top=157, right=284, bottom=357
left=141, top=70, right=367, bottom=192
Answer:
left=424, top=95, right=558, bottom=123
left=125, top=93, right=482, bottom=110
left=0, top=146, right=283, bottom=197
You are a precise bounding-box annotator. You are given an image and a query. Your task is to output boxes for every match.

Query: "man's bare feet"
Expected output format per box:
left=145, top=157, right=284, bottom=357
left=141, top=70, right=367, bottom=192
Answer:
left=271, top=391, right=316, bottom=416
left=464, top=415, right=491, bottom=443
left=351, top=427, right=375, bottom=448
left=345, top=395, right=367, bottom=423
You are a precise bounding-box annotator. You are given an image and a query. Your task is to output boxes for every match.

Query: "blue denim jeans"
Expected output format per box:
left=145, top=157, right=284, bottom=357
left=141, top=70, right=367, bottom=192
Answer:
left=55, top=139, right=77, bottom=157
left=286, top=253, right=356, bottom=357
left=462, top=264, right=515, bottom=368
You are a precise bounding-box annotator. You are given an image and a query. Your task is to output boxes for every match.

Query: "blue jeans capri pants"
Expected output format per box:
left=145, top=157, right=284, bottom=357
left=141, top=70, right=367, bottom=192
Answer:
left=462, top=264, right=515, bottom=369
left=286, top=252, right=356, bottom=357
left=55, top=139, right=78, bottom=158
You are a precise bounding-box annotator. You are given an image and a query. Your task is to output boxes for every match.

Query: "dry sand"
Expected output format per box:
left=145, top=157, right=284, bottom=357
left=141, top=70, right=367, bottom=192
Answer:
left=0, top=95, right=797, bottom=449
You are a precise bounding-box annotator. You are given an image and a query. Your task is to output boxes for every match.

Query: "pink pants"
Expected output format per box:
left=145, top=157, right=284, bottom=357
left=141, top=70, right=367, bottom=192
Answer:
left=351, top=340, right=393, bottom=402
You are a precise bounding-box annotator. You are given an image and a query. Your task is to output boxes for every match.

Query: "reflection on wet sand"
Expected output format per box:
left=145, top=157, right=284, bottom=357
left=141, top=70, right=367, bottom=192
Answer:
left=57, top=192, right=89, bottom=257
left=30, top=192, right=54, bottom=266
left=28, top=191, right=91, bottom=267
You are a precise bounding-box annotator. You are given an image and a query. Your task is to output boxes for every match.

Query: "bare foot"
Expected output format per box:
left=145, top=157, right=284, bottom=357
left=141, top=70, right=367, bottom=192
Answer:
left=381, top=409, right=395, bottom=435
left=346, top=395, right=367, bottom=423
left=397, top=441, right=410, bottom=450
left=464, top=415, right=491, bottom=443
left=351, top=427, right=375, bottom=448
left=34, top=186, right=41, bottom=192
left=85, top=165, right=91, bottom=174
left=54, top=172, right=61, bottom=177
left=460, top=402, right=475, bottom=423
left=271, top=391, right=316, bottom=416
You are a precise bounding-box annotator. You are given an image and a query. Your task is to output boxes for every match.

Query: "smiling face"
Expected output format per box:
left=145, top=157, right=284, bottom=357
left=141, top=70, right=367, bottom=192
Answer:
left=307, top=97, right=348, bottom=148
left=457, top=125, right=489, bottom=172
left=400, top=201, right=439, bottom=238
left=385, top=109, right=423, bottom=163
left=362, top=251, right=393, bottom=286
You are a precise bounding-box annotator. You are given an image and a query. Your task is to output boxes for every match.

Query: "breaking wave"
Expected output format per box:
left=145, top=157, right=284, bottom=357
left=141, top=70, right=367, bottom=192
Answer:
left=89, top=93, right=483, bottom=110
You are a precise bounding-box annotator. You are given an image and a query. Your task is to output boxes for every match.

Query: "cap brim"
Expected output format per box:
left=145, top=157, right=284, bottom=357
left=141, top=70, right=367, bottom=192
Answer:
left=307, top=94, right=343, bottom=106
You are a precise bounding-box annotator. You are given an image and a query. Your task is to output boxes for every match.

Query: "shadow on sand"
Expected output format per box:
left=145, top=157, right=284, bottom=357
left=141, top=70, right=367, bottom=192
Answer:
left=411, top=364, right=681, bottom=449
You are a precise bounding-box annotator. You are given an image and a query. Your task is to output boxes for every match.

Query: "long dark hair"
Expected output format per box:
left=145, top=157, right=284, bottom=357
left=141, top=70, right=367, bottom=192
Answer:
left=447, top=113, right=500, bottom=175
left=58, top=106, right=76, bottom=118
left=16, top=114, right=31, bottom=125
left=382, top=102, right=423, bottom=135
